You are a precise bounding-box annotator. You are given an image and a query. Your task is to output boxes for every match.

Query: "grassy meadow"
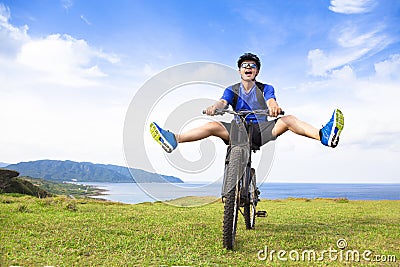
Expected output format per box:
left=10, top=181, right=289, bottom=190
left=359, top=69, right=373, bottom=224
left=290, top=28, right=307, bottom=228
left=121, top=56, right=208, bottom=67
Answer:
left=0, top=195, right=399, bottom=266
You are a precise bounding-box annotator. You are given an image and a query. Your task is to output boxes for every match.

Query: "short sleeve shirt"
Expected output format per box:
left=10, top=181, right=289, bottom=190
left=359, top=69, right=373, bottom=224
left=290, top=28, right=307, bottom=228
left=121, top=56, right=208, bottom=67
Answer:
left=221, top=82, right=276, bottom=121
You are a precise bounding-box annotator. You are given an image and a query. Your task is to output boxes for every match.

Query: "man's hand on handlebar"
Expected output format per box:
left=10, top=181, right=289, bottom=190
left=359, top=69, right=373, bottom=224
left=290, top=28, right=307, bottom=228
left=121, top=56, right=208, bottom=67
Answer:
left=203, top=105, right=218, bottom=116
left=268, top=106, right=283, bottom=117
left=203, top=99, right=228, bottom=116
left=266, top=98, right=282, bottom=117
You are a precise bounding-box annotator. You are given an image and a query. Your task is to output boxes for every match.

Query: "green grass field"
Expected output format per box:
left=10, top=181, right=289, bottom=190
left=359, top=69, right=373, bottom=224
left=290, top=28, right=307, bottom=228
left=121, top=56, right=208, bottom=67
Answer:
left=0, top=195, right=399, bottom=266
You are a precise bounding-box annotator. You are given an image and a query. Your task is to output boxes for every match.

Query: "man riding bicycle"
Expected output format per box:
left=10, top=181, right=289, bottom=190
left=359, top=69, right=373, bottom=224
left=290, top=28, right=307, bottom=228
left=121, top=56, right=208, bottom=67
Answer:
left=150, top=53, right=344, bottom=153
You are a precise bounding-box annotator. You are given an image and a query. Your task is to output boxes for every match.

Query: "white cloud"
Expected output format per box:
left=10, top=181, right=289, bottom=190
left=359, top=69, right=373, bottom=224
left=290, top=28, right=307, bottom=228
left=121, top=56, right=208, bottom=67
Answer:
left=0, top=4, right=29, bottom=56
left=374, top=54, right=400, bottom=80
left=336, top=25, right=386, bottom=48
left=61, top=0, right=74, bottom=11
left=270, top=144, right=399, bottom=183
left=15, top=33, right=119, bottom=86
left=329, top=0, right=376, bottom=14
left=308, top=24, right=391, bottom=76
left=17, top=34, right=90, bottom=72
left=307, top=48, right=367, bottom=77
left=0, top=88, right=127, bottom=164
left=80, top=14, right=91, bottom=26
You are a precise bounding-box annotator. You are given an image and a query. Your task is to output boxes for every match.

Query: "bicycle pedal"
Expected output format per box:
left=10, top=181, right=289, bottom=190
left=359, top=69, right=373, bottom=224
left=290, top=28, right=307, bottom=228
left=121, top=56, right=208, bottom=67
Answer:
left=256, top=210, right=267, bottom=217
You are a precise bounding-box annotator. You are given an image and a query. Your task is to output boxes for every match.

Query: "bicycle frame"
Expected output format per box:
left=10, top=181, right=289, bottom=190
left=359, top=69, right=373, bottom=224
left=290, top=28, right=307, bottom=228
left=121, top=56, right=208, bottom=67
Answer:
left=220, top=109, right=267, bottom=202
left=217, top=109, right=271, bottom=249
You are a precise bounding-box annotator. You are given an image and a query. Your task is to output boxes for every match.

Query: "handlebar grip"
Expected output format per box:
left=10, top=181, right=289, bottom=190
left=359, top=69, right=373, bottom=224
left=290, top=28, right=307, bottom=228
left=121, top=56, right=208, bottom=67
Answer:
left=202, top=109, right=225, bottom=115
left=214, top=109, right=225, bottom=115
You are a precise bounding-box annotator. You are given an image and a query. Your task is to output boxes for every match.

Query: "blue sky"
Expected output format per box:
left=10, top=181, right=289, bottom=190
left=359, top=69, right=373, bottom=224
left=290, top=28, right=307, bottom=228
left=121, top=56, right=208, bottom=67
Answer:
left=0, top=0, right=399, bottom=183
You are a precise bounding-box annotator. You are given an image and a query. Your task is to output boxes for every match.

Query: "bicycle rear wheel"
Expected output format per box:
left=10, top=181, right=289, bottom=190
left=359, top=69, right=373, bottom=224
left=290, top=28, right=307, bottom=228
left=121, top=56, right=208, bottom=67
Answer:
left=223, top=146, right=244, bottom=250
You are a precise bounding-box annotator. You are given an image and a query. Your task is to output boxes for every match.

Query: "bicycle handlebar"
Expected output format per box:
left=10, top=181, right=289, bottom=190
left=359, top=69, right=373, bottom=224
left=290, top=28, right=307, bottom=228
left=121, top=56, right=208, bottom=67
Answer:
left=202, top=109, right=285, bottom=117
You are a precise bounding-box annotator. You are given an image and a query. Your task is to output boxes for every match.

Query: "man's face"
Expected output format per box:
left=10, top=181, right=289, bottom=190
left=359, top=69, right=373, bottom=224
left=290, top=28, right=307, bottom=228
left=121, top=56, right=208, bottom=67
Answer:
left=239, top=60, right=259, bottom=81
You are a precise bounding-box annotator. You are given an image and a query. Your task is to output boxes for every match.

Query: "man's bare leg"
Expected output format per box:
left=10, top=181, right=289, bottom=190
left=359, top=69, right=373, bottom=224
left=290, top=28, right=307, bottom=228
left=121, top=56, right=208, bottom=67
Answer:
left=272, top=115, right=320, bottom=140
left=175, top=121, right=229, bottom=143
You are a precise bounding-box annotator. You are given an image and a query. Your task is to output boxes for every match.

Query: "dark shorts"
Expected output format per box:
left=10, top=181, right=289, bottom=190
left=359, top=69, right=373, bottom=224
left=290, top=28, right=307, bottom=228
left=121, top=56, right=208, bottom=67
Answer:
left=220, top=119, right=279, bottom=149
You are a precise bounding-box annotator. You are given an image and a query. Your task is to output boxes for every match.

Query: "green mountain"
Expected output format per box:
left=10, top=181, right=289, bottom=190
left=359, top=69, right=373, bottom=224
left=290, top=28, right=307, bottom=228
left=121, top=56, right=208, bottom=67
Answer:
left=0, top=169, right=51, bottom=197
left=97, top=164, right=183, bottom=183
left=5, top=160, right=183, bottom=183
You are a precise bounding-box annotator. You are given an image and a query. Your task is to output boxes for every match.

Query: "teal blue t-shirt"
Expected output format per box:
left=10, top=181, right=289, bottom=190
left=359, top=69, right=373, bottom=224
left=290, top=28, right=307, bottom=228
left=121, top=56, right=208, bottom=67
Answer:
left=221, top=82, right=276, bottom=122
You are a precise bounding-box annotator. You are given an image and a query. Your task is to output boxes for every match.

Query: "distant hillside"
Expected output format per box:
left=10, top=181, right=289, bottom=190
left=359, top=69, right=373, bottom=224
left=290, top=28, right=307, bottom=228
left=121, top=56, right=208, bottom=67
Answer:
left=97, top=164, right=183, bottom=183
left=0, top=169, right=51, bottom=197
left=0, top=162, right=9, bottom=167
left=6, top=160, right=183, bottom=183
left=21, top=176, right=105, bottom=197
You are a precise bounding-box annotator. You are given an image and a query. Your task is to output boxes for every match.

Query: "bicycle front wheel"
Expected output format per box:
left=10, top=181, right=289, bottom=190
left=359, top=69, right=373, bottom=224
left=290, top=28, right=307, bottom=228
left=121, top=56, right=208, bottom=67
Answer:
left=244, top=168, right=257, bottom=229
left=223, top=146, right=244, bottom=250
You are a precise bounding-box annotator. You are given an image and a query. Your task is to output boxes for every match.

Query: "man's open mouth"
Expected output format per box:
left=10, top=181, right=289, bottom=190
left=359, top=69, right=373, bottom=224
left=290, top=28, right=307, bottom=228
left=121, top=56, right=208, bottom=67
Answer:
left=245, top=70, right=252, bottom=75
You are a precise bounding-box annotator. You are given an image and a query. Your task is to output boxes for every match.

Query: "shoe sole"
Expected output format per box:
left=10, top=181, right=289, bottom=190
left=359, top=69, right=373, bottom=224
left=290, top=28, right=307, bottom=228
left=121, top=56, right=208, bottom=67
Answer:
left=150, top=122, right=174, bottom=153
left=329, top=109, right=344, bottom=147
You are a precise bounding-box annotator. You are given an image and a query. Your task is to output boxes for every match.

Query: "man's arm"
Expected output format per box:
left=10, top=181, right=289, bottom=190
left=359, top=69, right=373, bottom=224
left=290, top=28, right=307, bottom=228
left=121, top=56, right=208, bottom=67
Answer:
left=204, top=99, right=228, bottom=116
left=266, top=98, right=282, bottom=117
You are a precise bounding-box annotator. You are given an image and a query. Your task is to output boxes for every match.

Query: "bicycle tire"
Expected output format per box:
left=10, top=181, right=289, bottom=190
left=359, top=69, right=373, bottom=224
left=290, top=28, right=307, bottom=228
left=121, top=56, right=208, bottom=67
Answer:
left=244, top=168, right=257, bottom=229
left=223, top=146, right=244, bottom=250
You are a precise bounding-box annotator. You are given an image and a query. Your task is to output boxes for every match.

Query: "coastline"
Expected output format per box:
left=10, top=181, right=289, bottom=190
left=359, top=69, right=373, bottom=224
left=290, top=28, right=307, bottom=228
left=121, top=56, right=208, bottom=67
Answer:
left=79, top=182, right=400, bottom=205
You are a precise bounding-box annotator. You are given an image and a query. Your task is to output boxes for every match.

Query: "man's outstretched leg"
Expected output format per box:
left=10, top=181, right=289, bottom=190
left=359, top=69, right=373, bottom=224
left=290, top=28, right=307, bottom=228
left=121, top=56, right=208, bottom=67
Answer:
left=272, top=109, right=344, bottom=148
left=150, top=121, right=229, bottom=153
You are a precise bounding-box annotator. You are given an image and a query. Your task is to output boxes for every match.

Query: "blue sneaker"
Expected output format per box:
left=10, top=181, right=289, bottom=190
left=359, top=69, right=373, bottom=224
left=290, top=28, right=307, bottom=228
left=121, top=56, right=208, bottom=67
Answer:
left=150, top=122, right=178, bottom=153
left=320, top=109, right=344, bottom=148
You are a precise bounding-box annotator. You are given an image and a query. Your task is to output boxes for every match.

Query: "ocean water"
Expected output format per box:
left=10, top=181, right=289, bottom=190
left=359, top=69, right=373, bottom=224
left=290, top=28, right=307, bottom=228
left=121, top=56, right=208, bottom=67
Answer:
left=82, top=182, right=400, bottom=204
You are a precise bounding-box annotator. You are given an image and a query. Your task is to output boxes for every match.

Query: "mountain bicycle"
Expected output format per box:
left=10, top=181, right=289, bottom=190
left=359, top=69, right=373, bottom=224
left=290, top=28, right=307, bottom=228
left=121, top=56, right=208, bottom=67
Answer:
left=210, top=108, right=283, bottom=250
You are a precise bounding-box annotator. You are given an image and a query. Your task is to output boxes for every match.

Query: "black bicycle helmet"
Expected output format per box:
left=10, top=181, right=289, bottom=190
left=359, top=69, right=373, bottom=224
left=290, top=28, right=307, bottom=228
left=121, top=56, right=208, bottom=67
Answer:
left=237, top=53, right=261, bottom=69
